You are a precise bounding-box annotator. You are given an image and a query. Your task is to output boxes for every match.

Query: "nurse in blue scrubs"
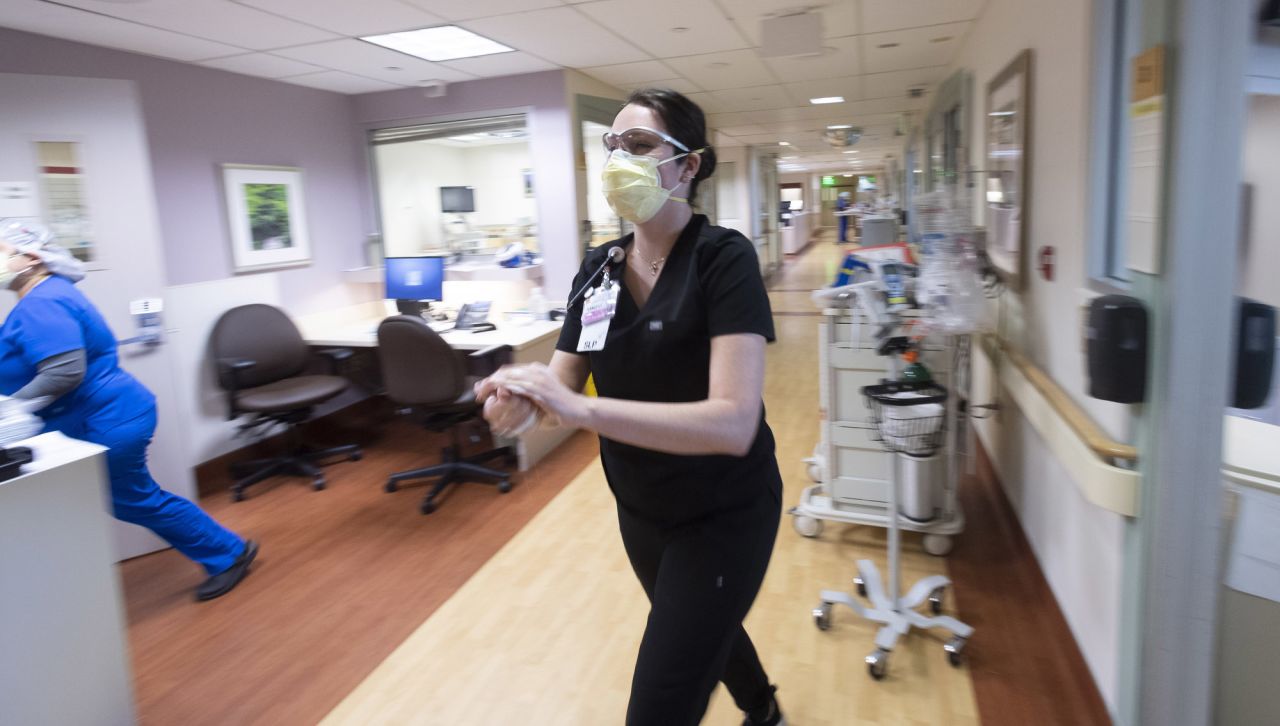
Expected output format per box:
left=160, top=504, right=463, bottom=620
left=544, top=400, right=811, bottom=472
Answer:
left=0, top=219, right=258, bottom=601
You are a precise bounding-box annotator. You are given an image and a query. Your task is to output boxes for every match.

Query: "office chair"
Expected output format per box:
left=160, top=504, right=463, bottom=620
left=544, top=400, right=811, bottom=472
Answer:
left=210, top=304, right=362, bottom=501
left=376, top=315, right=515, bottom=515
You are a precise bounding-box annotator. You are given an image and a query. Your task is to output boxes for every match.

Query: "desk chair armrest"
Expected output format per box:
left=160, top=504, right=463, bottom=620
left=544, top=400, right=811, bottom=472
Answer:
left=216, top=358, right=257, bottom=420
left=468, top=344, right=512, bottom=378
left=317, top=347, right=354, bottom=375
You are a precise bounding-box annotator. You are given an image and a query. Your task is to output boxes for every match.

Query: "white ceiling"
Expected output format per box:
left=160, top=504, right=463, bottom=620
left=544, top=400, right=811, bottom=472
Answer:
left=0, top=0, right=987, bottom=170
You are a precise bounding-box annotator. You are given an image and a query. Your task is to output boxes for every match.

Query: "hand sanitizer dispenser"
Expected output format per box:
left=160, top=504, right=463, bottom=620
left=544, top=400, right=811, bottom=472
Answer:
left=1086, top=295, right=1149, bottom=403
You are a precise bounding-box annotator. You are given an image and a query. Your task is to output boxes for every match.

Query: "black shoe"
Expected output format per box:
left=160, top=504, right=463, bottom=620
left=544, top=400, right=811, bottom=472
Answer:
left=195, top=540, right=259, bottom=602
left=742, top=685, right=784, bottom=726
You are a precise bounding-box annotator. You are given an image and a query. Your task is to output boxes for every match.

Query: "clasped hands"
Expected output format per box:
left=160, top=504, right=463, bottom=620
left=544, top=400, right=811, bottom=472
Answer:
left=475, top=363, right=589, bottom=437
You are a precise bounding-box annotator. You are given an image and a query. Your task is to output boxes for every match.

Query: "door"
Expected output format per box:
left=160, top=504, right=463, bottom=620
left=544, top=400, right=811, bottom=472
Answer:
left=0, top=73, right=189, bottom=561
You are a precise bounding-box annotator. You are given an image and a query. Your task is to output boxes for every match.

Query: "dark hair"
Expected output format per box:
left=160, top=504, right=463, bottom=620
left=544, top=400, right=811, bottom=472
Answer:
left=624, top=88, right=718, bottom=206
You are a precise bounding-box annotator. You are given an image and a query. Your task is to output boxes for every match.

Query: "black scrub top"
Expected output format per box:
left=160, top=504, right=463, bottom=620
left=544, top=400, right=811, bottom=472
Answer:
left=557, top=214, right=783, bottom=525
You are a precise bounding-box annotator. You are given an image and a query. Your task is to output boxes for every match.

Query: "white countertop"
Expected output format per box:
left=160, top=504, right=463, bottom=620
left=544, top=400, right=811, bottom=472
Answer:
left=300, top=316, right=563, bottom=352
left=1224, top=415, right=1280, bottom=492
left=1, top=432, right=104, bottom=484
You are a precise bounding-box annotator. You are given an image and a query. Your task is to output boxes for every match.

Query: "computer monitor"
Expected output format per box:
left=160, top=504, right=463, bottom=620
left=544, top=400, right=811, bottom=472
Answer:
left=385, top=256, right=444, bottom=316
left=440, top=186, right=475, bottom=213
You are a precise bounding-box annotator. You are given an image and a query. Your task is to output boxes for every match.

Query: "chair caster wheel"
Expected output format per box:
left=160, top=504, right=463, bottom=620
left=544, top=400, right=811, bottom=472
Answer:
left=929, top=587, right=945, bottom=615
left=350, top=451, right=363, bottom=462
left=385, top=480, right=398, bottom=493
left=866, top=649, right=889, bottom=680
left=854, top=576, right=867, bottom=598
left=420, top=500, right=437, bottom=515
left=497, top=480, right=512, bottom=494
left=231, top=490, right=245, bottom=503
left=813, top=602, right=833, bottom=631
left=944, top=637, right=967, bottom=667
left=312, top=477, right=326, bottom=491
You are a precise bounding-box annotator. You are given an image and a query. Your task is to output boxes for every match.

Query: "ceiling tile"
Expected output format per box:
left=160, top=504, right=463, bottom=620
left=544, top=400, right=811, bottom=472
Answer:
left=576, top=0, right=751, bottom=57
left=861, top=66, right=946, bottom=100
left=584, top=60, right=680, bottom=86
left=439, top=51, right=560, bottom=78
left=784, top=76, right=862, bottom=105
left=715, top=124, right=770, bottom=136
left=0, top=0, right=242, bottom=62
left=684, top=91, right=728, bottom=114
left=859, top=0, right=985, bottom=34
left=862, top=22, right=970, bottom=74
left=710, top=84, right=794, bottom=113
left=283, top=70, right=402, bottom=94
left=626, top=78, right=703, bottom=94
left=197, top=52, right=325, bottom=79
left=233, top=0, right=445, bottom=36
left=402, top=0, right=562, bottom=22
left=461, top=7, right=649, bottom=67
left=763, top=35, right=861, bottom=82
left=273, top=39, right=478, bottom=84
left=51, top=0, right=338, bottom=51
left=665, top=49, right=777, bottom=91
left=724, top=0, right=859, bottom=45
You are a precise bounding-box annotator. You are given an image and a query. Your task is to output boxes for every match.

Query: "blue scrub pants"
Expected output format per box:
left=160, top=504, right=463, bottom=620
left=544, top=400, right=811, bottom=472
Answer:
left=838, top=215, right=849, bottom=243
left=85, top=407, right=245, bottom=576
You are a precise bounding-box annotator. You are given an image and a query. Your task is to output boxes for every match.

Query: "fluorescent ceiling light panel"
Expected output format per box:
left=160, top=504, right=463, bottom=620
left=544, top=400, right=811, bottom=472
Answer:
left=810, top=96, right=844, bottom=104
left=362, top=26, right=513, bottom=62
left=843, top=150, right=859, bottom=154
left=827, top=124, right=852, bottom=129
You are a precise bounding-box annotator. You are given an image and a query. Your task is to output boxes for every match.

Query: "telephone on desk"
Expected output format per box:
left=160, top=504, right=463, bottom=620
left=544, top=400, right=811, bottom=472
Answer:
left=454, top=301, right=496, bottom=333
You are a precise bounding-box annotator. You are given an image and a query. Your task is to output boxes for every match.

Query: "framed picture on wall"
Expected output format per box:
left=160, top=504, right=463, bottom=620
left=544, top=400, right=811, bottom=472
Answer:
left=985, top=49, right=1033, bottom=291
left=221, top=164, right=311, bottom=273
left=522, top=168, right=534, bottom=198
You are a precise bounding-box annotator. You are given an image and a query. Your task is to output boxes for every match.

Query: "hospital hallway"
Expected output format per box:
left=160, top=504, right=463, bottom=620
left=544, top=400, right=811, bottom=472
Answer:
left=117, top=231, right=1108, bottom=726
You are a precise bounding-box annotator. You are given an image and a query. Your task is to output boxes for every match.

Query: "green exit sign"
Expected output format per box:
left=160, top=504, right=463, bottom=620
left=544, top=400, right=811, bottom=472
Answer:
left=821, top=176, right=836, bottom=186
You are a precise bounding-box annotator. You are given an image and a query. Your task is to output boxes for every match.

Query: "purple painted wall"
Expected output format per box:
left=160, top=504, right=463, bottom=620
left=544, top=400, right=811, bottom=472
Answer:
left=353, top=72, right=581, bottom=299
left=0, top=27, right=369, bottom=311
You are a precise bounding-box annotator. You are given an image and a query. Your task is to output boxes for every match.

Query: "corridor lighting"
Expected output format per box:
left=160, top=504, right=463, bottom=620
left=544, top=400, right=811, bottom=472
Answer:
left=779, top=141, right=791, bottom=146
left=843, top=150, right=858, bottom=154
left=362, top=25, right=513, bottom=62
left=827, top=124, right=852, bottom=129
left=809, top=96, right=844, bottom=104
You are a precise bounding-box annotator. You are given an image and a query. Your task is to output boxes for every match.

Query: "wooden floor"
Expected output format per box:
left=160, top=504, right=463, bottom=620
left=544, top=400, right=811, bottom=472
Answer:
left=120, top=416, right=597, bottom=726
left=121, top=230, right=1108, bottom=725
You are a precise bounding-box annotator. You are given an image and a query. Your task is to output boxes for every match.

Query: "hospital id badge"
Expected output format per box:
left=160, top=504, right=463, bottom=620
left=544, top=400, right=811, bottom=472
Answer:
left=577, top=283, right=619, bottom=353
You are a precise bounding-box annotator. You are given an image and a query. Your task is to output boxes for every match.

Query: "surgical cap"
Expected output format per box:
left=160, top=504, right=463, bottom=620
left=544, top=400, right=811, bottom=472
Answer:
left=0, top=219, right=86, bottom=282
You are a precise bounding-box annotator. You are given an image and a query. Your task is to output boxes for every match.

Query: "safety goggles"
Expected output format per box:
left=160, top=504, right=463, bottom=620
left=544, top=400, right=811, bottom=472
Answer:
left=602, top=126, right=690, bottom=156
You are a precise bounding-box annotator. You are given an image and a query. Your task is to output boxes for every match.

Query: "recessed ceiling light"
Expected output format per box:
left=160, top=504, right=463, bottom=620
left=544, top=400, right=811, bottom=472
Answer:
left=810, top=96, right=844, bottom=105
left=843, top=173, right=854, bottom=177
left=827, top=124, right=853, bottom=130
left=362, top=25, right=513, bottom=62
left=843, top=150, right=859, bottom=154
left=930, top=36, right=954, bottom=43
left=877, top=42, right=900, bottom=49
left=671, top=26, right=690, bottom=33
left=781, top=155, right=797, bottom=159
left=779, top=141, right=791, bottom=146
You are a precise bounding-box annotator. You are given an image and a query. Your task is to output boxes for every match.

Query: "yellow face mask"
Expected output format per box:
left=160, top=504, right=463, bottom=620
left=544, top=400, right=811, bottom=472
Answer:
left=601, top=149, right=693, bottom=224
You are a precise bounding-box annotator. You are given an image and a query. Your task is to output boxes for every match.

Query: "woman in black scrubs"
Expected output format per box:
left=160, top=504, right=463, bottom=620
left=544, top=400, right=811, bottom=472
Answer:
left=477, top=89, right=784, bottom=726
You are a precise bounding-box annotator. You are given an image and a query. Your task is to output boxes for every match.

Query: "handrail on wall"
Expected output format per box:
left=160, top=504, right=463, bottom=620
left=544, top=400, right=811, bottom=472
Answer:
left=977, top=334, right=1141, bottom=517
left=992, top=337, right=1139, bottom=464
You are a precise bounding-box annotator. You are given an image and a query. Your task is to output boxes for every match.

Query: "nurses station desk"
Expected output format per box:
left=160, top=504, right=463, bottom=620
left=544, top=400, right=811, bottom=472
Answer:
left=296, top=302, right=573, bottom=471
left=0, top=432, right=135, bottom=725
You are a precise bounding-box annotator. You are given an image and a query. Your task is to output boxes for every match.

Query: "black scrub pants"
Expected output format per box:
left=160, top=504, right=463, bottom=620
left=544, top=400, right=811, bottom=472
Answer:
left=617, top=489, right=781, bottom=725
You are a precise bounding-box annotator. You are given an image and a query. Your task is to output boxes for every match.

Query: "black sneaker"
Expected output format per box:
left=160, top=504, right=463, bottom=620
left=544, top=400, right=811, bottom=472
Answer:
left=195, top=540, right=259, bottom=602
left=742, top=685, right=785, bottom=726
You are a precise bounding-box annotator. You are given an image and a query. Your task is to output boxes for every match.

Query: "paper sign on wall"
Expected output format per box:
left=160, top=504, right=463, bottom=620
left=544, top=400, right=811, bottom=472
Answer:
left=0, top=181, right=38, bottom=219
left=1126, top=46, right=1166, bottom=275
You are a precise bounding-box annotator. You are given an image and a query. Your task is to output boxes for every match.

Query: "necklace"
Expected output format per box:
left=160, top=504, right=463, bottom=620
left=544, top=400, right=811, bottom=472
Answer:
left=633, top=248, right=667, bottom=276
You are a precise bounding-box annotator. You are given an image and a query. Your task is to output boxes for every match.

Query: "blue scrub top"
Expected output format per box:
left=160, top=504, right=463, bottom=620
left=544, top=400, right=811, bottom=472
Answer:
left=0, top=275, right=153, bottom=436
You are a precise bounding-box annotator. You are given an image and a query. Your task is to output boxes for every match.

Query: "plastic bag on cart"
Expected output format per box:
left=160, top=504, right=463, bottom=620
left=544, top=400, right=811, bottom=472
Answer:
left=877, top=394, right=945, bottom=454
